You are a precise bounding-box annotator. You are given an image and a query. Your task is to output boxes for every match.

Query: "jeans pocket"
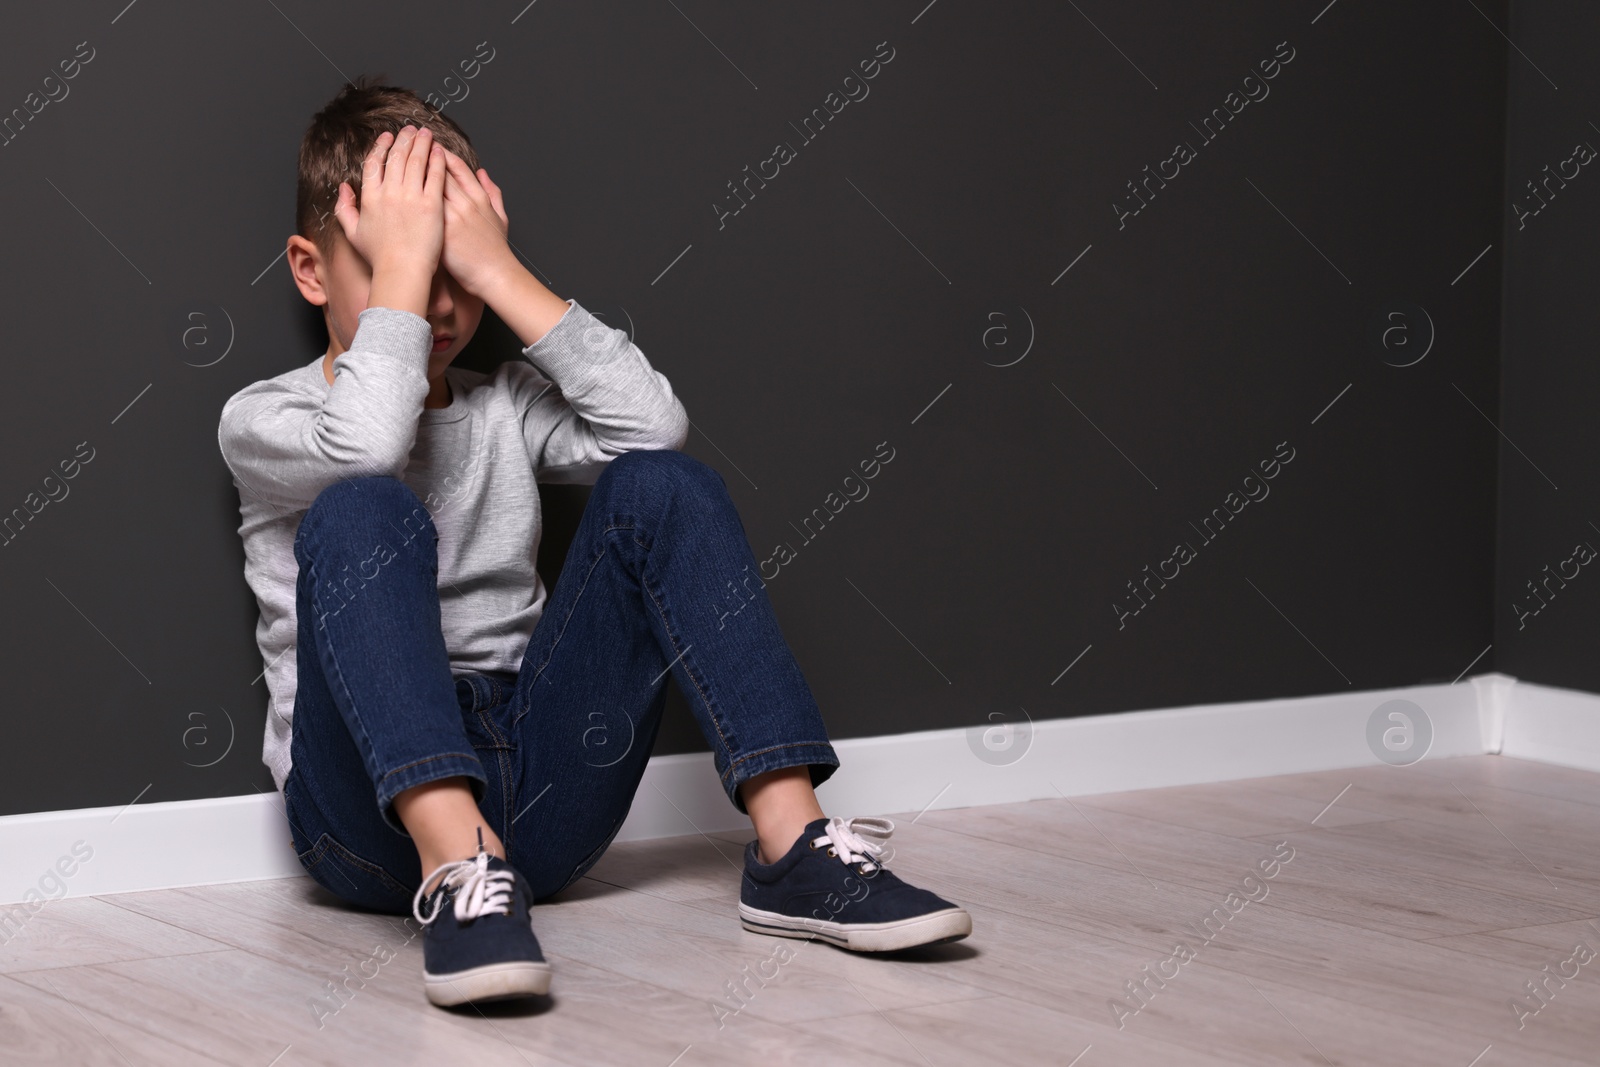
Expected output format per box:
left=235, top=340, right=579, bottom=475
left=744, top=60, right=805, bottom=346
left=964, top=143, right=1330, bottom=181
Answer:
left=297, top=832, right=417, bottom=915
left=284, top=773, right=416, bottom=915
left=282, top=774, right=315, bottom=857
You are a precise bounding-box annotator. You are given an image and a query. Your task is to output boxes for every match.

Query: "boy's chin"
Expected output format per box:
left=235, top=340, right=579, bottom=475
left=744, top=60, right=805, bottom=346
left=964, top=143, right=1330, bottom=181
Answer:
left=428, top=345, right=466, bottom=373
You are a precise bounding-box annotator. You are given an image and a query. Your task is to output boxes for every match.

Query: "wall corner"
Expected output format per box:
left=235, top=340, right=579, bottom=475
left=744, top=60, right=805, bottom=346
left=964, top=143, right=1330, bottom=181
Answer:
left=1468, top=671, right=1517, bottom=754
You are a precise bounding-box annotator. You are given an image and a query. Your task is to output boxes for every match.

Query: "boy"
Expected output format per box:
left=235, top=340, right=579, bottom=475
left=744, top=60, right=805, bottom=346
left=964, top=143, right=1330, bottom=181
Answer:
left=217, top=78, right=970, bottom=1009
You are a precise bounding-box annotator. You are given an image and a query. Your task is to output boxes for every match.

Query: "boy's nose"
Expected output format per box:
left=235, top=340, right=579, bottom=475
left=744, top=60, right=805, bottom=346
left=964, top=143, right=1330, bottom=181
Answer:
left=428, top=271, right=455, bottom=315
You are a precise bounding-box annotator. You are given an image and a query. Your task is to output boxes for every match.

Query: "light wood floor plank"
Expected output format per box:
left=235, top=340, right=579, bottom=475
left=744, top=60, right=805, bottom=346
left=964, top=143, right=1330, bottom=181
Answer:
left=97, top=878, right=916, bottom=1065
left=537, top=875, right=997, bottom=1028
left=819, top=995, right=1242, bottom=1067
left=913, top=798, right=1306, bottom=900
left=1171, top=895, right=1600, bottom=1061
left=1235, top=759, right=1557, bottom=830
left=14, top=755, right=1600, bottom=1064
left=8, top=948, right=578, bottom=1066
left=1260, top=804, right=1600, bottom=912
left=1241, top=824, right=1592, bottom=938
left=0, top=972, right=225, bottom=1066
left=99, top=876, right=423, bottom=975
left=0, top=896, right=230, bottom=974
left=1070, top=779, right=1394, bottom=837
left=1414, top=754, right=1600, bottom=809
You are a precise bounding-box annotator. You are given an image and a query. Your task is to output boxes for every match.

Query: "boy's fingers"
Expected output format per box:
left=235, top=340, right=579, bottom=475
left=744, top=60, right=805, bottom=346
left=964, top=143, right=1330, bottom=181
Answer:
left=361, top=131, right=391, bottom=189
left=438, top=149, right=467, bottom=192
left=443, top=171, right=476, bottom=215
left=385, top=125, right=413, bottom=188
left=481, top=173, right=508, bottom=226
left=477, top=167, right=501, bottom=203
left=388, top=125, right=417, bottom=182
left=440, top=148, right=470, bottom=180
left=404, top=127, right=433, bottom=190
left=441, top=151, right=486, bottom=203
left=332, top=182, right=357, bottom=236
left=424, top=142, right=446, bottom=197
left=430, top=147, right=498, bottom=232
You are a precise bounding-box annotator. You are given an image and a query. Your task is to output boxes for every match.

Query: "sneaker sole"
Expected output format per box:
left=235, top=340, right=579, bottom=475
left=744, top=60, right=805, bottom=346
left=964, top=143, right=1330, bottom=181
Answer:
left=424, top=960, right=553, bottom=1006
left=738, top=903, right=972, bottom=952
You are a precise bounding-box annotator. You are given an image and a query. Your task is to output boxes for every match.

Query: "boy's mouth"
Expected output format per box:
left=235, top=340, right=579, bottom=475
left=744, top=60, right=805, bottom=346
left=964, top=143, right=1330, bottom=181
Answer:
left=431, top=335, right=454, bottom=353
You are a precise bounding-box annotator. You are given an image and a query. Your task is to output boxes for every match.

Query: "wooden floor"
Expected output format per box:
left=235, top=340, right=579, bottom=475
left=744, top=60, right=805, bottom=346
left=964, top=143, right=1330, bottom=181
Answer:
left=5, top=755, right=1600, bottom=1065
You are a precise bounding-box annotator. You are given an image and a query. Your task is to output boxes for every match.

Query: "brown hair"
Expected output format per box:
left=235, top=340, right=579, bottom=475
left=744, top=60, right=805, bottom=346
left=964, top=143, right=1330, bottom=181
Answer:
left=296, top=74, right=482, bottom=254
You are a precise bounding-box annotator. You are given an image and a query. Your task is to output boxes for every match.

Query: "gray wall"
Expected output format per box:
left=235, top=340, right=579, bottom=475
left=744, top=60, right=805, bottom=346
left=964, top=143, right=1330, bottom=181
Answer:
left=1494, top=1, right=1600, bottom=689
left=0, top=0, right=1516, bottom=817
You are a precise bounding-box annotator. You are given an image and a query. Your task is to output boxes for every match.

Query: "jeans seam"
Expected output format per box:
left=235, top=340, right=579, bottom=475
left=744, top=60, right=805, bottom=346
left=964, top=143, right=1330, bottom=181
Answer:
left=378, top=751, right=482, bottom=784
left=284, top=803, right=365, bottom=898
left=722, top=741, right=838, bottom=793
left=637, top=549, right=740, bottom=777
left=476, top=704, right=514, bottom=856
left=498, top=741, right=513, bottom=859
left=475, top=679, right=515, bottom=846
left=513, top=533, right=622, bottom=728
left=726, top=740, right=837, bottom=770
left=611, top=504, right=739, bottom=781
left=550, top=814, right=627, bottom=900
left=306, top=520, right=483, bottom=802
left=473, top=705, right=512, bottom=750
left=306, top=551, right=388, bottom=798
left=299, top=833, right=331, bottom=868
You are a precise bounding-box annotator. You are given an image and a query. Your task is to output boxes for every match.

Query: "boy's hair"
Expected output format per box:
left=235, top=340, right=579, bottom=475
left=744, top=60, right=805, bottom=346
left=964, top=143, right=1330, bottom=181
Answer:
left=296, top=74, right=482, bottom=255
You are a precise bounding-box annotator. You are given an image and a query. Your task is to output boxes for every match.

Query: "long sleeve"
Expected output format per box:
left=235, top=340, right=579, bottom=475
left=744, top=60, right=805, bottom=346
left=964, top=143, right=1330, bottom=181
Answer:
left=510, top=298, right=691, bottom=485
left=218, top=307, right=433, bottom=509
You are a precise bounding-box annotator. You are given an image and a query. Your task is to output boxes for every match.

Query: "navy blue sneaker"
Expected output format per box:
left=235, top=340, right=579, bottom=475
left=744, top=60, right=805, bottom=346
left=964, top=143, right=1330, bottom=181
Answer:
left=411, top=831, right=552, bottom=1006
left=739, top=816, right=972, bottom=952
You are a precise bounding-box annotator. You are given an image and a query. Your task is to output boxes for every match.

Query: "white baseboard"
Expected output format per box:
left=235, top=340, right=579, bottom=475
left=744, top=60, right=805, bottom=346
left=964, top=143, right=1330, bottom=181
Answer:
left=1499, top=676, right=1600, bottom=772
left=0, top=670, right=1586, bottom=906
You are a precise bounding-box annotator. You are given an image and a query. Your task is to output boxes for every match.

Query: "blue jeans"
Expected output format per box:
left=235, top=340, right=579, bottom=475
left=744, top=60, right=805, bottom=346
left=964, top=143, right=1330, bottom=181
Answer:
left=280, top=449, right=838, bottom=913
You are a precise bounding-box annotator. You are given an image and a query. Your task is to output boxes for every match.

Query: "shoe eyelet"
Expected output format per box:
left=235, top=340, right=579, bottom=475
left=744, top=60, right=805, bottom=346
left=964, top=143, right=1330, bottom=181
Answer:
left=827, top=847, right=837, bottom=858
left=808, top=840, right=821, bottom=851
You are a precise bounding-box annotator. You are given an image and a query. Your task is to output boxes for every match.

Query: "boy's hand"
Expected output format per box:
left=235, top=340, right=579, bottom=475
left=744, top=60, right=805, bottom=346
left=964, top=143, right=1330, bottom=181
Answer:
left=333, top=125, right=447, bottom=282
left=436, top=148, right=570, bottom=346
left=439, top=149, right=516, bottom=298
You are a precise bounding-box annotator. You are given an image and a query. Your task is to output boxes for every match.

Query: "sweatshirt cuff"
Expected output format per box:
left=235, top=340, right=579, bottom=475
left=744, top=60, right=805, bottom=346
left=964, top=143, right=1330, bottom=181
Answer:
left=345, top=307, right=434, bottom=370
left=522, top=299, right=619, bottom=381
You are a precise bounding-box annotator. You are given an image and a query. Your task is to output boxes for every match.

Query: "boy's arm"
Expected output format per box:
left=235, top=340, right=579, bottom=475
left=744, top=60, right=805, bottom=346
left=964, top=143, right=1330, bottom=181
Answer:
left=220, top=125, right=448, bottom=508
left=218, top=310, right=433, bottom=508
left=435, top=149, right=689, bottom=482
left=506, top=296, right=691, bottom=485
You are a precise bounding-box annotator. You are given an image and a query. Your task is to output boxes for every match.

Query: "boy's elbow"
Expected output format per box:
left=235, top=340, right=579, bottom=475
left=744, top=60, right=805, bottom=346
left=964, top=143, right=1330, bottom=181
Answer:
left=326, top=439, right=413, bottom=482
left=217, top=401, right=250, bottom=463
left=311, top=417, right=416, bottom=479
left=660, top=399, right=690, bottom=452
left=605, top=405, right=687, bottom=459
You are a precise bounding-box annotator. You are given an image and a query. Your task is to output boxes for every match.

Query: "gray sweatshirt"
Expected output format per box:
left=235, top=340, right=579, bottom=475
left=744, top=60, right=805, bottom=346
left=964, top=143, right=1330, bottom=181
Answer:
left=218, top=299, right=690, bottom=790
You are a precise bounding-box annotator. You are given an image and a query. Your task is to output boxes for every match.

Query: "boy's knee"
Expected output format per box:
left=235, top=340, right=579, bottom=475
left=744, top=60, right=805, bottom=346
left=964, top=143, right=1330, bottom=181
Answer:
left=602, top=449, right=726, bottom=503
left=301, top=477, right=431, bottom=541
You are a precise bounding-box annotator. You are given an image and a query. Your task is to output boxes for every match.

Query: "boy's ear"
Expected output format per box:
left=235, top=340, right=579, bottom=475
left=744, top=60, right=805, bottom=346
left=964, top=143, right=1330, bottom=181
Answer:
left=286, top=234, right=329, bottom=307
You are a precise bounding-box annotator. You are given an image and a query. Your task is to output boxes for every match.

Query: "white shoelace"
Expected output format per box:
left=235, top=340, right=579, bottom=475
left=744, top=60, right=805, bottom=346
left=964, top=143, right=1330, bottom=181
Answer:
left=811, top=816, right=895, bottom=873
left=412, top=848, right=517, bottom=927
